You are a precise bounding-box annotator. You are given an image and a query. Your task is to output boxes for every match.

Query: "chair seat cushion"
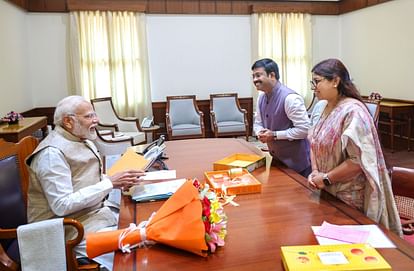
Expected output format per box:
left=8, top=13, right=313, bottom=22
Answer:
left=172, top=124, right=202, bottom=136
left=217, top=121, right=246, bottom=133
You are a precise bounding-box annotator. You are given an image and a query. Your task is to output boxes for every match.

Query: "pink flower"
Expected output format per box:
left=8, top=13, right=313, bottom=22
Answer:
left=2, top=111, right=23, bottom=122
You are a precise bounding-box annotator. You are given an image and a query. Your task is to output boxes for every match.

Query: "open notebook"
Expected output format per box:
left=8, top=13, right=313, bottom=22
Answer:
left=132, top=178, right=187, bottom=202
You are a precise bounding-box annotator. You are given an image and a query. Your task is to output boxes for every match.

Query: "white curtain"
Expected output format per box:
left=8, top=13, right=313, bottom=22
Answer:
left=251, top=13, right=312, bottom=106
left=70, top=11, right=152, bottom=118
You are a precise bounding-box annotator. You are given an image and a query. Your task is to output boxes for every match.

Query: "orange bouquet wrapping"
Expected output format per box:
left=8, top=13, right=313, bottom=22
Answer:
left=86, top=179, right=227, bottom=258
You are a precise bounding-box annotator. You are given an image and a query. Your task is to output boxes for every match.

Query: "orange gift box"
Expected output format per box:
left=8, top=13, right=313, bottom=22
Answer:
left=213, top=153, right=265, bottom=172
left=204, top=168, right=262, bottom=195
left=86, top=180, right=208, bottom=258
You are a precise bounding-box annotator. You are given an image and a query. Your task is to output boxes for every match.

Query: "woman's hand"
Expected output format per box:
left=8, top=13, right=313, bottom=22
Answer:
left=308, top=170, right=325, bottom=190
left=109, top=169, right=145, bottom=191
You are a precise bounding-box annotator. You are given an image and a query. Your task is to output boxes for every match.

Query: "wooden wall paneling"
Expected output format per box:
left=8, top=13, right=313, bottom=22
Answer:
left=367, top=0, right=391, bottom=6
left=338, top=0, right=391, bottom=14
left=28, top=0, right=67, bottom=12
left=67, top=0, right=146, bottom=12
left=251, top=2, right=339, bottom=15
left=199, top=0, right=216, bottom=14
left=6, top=0, right=28, bottom=10
left=216, top=0, right=232, bottom=14
left=147, top=0, right=166, bottom=13
left=9, top=0, right=392, bottom=14
left=165, top=0, right=183, bottom=14
left=339, top=0, right=366, bottom=14
left=182, top=1, right=200, bottom=14
left=230, top=0, right=250, bottom=15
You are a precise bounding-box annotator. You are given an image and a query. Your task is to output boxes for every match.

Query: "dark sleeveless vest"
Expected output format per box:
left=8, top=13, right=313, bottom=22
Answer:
left=258, top=82, right=310, bottom=173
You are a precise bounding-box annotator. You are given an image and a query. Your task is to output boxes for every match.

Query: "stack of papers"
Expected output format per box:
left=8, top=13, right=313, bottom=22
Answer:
left=132, top=178, right=186, bottom=202
left=312, top=221, right=395, bottom=248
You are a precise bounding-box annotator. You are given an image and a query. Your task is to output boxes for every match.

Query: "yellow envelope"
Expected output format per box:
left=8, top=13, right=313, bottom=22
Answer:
left=107, top=148, right=149, bottom=175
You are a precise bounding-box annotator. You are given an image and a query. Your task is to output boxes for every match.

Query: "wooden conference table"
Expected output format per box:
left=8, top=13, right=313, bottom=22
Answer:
left=114, top=138, right=414, bottom=271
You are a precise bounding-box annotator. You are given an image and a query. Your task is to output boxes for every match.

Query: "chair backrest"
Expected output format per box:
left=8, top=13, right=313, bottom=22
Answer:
left=306, top=93, right=318, bottom=114
left=91, top=97, right=120, bottom=124
left=391, top=166, right=414, bottom=220
left=166, top=95, right=201, bottom=126
left=364, top=92, right=382, bottom=127
left=0, top=138, right=37, bottom=268
left=364, top=99, right=381, bottom=127
left=0, top=152, right=27, bottom=240
left=210, top=93, right=243, bottom=122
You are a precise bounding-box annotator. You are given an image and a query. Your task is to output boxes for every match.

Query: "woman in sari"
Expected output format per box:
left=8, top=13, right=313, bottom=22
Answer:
left=307, top=58, right=402, bottom=235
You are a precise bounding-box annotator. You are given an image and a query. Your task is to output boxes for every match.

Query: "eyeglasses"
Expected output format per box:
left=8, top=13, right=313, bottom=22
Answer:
left=310, top=78, right=325, bottom=88
left=68, top=112, right=98, bottom=120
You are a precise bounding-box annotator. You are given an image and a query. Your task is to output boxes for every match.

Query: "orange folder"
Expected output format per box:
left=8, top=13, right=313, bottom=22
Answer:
left=107, top=148, right=149, bottom=175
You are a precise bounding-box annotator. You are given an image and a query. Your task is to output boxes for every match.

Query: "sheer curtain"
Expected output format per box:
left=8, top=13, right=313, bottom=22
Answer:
left=251, top=13, right=312, bottom=106
left=70, top=11, right=152, bottom=118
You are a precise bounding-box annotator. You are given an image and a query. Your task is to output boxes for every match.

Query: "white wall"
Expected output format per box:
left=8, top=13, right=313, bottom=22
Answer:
left=340, top=0, right=414, bottom=99
left=147, top=15, right=252, bottom=101
left=27, top=13, right=71, bottom=107
left=311, top=16, right=340, bottom=65
left=0, top=0, right=31, bottom=116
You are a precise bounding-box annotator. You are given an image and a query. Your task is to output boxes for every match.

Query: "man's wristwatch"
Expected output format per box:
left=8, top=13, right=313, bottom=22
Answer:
left=273, top=131, right=277, bottom=140
left=322, top=173, right=332, bottom=186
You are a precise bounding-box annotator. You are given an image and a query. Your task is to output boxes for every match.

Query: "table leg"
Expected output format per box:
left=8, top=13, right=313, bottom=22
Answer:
left=41, top=125, right=48, bottom=139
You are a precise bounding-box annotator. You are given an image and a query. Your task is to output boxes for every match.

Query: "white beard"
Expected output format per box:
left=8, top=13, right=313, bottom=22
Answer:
left=73, top=120, right=97, bottom=141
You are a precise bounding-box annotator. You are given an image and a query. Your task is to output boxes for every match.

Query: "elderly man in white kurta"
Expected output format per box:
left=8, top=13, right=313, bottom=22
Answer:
left=26, top=96, right=145, bottom=270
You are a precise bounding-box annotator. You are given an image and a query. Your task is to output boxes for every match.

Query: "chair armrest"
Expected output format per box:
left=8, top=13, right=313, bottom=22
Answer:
left=97, top=123, right=119, bottom=132
left=116, top=118, right=144, bottom=133
left=63, top=218, right=99, bottom=271
left=119, top=116, right=137, bottom=121
left=0, top=228, right=17, bottom=239
left=97, top=129, right=115, bottom=137
left=165, top=113, right=173, bottom=139
left=210, top=111, right=218, bottom=134
left=198, top=111, right=205, bottom=137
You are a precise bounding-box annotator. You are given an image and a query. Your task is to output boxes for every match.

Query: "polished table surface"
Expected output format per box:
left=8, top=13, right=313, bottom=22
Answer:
left=114, top=138, right=414, bottom=271
left=0, top=116, right=47, bottom=142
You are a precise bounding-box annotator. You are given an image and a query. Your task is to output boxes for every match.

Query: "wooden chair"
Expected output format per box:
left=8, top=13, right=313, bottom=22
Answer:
left=210, top=93, right=249, bottom=141
left=166, top=95, right=205, bottom=140
left=363, top=92, right=381, bottom=127
left=391, top=166, right=414, bottom=245
left=91, top=97, right=147, bottom=145
left=306, top=93, right=318, bottom=117
left=0, top=137, right=99, bottom=271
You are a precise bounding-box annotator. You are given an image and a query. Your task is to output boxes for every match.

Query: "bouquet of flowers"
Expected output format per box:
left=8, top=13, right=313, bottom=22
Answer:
left=86, top=179, right=227, bottom=258
left=193, top=179, right=227, bottom=253
left=2, top=111, right=23, bottom=124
